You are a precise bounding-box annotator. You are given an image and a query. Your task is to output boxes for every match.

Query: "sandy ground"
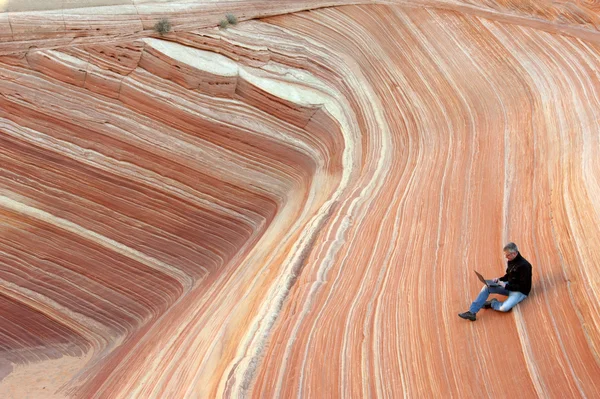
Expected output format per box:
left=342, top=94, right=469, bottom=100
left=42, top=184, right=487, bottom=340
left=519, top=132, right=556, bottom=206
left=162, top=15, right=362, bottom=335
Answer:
left=2, top=0, right=131, bottom=12
left=0, top=352, right=92, bottom=399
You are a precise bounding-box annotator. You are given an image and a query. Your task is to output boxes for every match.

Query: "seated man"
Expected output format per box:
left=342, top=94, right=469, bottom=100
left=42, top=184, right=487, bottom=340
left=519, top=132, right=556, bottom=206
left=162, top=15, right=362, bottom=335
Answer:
left=459, top=242, right=532, bottom=321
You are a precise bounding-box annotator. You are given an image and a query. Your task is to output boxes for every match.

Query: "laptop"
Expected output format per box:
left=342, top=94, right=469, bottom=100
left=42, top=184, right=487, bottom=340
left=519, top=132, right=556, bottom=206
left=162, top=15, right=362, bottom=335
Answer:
left=474, top=270, right=500, bottom=287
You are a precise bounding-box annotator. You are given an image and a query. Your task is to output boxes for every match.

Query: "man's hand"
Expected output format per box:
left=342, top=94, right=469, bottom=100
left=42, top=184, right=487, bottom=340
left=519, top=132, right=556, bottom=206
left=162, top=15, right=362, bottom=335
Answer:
left=493, top=278, right=507, bottom=287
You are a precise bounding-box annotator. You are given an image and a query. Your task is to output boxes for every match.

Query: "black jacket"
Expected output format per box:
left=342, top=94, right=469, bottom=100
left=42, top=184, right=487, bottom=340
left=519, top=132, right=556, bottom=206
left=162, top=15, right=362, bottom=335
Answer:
left=500, top=252, right=532, bottom=295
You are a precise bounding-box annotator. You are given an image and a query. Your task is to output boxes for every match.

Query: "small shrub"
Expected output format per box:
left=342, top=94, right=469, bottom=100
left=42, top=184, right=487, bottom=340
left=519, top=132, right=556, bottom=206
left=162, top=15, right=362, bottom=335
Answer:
left=225, top=14, right=238, bottom=25
left=219, top=19, right=229, bottom=29
left=154, top=18, right=171, bottom=35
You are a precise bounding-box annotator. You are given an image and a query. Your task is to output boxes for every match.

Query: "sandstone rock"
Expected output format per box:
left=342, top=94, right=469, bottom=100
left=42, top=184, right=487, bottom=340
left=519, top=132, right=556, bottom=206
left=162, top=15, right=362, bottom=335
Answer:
left=1, top=1, right=600, bottom=398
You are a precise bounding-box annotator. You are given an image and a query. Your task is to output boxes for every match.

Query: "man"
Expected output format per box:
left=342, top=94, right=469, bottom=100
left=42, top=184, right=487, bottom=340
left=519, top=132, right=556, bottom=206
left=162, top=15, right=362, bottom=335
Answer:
left=458, top=242, right=532, bottom=321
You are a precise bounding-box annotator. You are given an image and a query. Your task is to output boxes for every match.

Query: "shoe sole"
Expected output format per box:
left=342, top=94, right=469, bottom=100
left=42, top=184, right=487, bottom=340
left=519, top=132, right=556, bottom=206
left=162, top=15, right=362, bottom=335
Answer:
left=484, top=300, right=499, bottom=309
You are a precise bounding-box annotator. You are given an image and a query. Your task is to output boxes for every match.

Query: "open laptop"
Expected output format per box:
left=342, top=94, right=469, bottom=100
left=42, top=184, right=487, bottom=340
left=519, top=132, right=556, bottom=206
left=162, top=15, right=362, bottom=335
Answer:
left=474, top=270, right=500, bottom=287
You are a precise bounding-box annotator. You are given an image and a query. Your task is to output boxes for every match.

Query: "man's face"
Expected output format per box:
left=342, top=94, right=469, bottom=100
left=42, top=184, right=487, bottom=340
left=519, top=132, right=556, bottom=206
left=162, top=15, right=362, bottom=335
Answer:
left=505, top=250, right=517, bottom=261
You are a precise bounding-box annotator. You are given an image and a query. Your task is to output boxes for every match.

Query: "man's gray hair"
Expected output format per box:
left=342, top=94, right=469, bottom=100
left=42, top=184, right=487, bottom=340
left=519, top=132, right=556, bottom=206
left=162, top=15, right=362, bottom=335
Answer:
left=503, top=242, right=518, bottom=253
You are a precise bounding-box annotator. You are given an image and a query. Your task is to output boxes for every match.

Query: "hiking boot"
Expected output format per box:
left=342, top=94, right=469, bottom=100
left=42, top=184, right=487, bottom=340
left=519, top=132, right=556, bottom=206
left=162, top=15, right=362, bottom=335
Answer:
left=458, top=311, right=476, bottom=321
left=483, top=299, right=498, bottom=309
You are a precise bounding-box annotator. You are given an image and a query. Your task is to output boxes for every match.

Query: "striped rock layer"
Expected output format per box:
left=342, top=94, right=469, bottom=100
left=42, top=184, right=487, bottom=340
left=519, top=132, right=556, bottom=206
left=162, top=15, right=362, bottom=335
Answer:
left=1, top=1, right=600, bottom=398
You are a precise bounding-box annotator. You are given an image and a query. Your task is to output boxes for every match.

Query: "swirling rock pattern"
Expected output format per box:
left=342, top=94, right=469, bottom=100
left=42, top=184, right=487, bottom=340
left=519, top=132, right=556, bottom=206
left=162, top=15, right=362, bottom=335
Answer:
left=1, top=1, right=600, bottom=398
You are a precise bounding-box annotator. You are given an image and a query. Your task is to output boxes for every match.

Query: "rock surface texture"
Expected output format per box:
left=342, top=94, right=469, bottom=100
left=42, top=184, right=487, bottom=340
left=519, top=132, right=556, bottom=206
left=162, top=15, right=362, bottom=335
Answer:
left=1, top=0, right=600, bottom=398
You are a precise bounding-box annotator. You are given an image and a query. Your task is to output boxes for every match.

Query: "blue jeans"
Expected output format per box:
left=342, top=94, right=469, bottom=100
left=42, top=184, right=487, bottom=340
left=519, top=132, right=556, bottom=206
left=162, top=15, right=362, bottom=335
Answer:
left=469, top=285, right=527, bottom=313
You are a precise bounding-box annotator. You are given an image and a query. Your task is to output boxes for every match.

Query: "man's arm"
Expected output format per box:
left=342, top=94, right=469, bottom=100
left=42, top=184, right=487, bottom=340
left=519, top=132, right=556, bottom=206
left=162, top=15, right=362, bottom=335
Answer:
left=505, top=265, right=531, bottom=292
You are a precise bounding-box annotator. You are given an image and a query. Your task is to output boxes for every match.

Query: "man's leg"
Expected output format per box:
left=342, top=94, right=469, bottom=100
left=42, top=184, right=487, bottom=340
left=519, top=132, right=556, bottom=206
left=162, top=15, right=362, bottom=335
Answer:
left=469, top=285, right=509, bottom=314
left=491, top=291, right=527, bottom=312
